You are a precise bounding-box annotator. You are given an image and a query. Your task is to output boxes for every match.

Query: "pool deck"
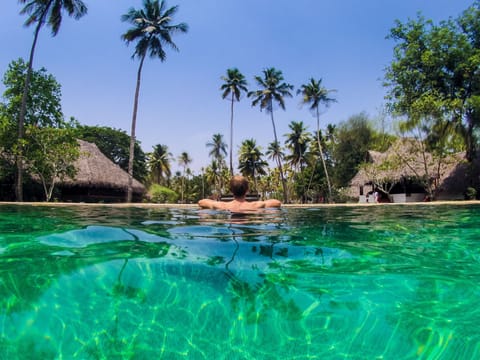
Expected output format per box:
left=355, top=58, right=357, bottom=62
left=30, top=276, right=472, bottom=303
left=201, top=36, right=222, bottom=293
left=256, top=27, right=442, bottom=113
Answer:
left=1, top=200, right=480, bottom=208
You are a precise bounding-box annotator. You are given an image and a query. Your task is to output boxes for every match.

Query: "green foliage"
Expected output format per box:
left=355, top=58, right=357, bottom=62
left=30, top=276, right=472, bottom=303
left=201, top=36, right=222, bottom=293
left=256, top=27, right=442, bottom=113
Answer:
left=24, top=126, right=80, bottom=201
left=284, top=121, right=311, bottom=171
left=332, top=113, right=378, bottom=187
left=2, top=58, right=63, bottom=128
left=74, top=125, right=148, bottom=182
left=248, top=68, right=294, bottom=114
left=121, top=0, right=188, bottom=61
left=19, top=0, right=88, bottom=37
left=465, top=186, right=477, bottom=200
left=148, top=184, right=178, bottom=203
left=385, top=3, right=480, bottom=160
left=238, top=139, right=267, bottom=181
left=148, top=144, right=172, bottom=185
left=0, top=59, right=80, bottom=200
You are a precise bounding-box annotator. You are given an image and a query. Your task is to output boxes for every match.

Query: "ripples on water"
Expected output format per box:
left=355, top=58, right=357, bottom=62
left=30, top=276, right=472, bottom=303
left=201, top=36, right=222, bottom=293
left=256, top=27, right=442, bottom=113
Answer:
left=0, top=204, right=480, bottom=359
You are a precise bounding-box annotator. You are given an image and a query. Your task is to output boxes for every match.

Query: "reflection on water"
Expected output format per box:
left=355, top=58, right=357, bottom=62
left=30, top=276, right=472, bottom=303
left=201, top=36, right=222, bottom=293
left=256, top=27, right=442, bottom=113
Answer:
left=0, top=204, right=480, bottom=359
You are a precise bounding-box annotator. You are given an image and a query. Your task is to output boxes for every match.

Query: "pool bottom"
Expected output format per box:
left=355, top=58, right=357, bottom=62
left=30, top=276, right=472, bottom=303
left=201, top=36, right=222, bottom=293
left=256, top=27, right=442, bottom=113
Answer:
left=1, top=257, right=478, bottom=360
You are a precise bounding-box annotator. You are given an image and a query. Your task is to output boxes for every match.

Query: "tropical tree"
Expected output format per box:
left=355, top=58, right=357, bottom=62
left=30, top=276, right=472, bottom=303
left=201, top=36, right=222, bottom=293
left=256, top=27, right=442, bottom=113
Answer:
left=266, top=140, right=284, bottom=168
left=238, top=138, right=268, bottom=192
left=220, top=68, right=248, bottom=174
left=121, top=0, right=188, bottom=202
left=332, top=113, right=379, bottom=187
left=23, top=125, right=79, bottom=201
left=15, top=1, right=87, bottom=201
left=248, top=67, right=293, bottom=202
left=284, top=121, right=311, bottom=173
left=385, top=3, right=480, bottom=162
left=148, top=144, right=172, bottom=185
left=297, top=78, right=336, bottom=201
left=206, top=133, right=228, bottom=192
left=206, top=133, right=227, bottom=166
left=204, top=160, right=222, bottom=196
left=178, top=151, right=192, bottom=202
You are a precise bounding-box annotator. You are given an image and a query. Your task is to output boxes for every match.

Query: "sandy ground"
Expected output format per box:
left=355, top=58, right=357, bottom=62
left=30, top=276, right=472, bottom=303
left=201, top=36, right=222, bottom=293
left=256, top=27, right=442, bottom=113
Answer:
left=1, top=200, right=479, bottom=208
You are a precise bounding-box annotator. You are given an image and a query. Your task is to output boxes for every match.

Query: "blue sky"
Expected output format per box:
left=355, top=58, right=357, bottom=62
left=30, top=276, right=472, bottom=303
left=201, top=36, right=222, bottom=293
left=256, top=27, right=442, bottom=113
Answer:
left=1, top=0, right=474, bottom=173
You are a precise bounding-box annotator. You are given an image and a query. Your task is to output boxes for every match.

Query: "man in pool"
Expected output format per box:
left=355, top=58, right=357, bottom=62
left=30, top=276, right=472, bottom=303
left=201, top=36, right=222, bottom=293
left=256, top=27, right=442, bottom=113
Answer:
left=198, top=175, right=281, bottom=211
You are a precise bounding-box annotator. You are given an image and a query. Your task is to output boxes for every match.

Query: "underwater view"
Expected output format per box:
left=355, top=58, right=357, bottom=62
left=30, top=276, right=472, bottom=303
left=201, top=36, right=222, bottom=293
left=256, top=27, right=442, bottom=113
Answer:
left=0, top=203, right=479, bottom=359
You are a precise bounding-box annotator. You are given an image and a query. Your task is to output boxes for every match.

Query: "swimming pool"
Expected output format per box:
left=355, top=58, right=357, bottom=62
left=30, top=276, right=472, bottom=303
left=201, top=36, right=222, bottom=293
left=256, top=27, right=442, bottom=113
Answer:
left=0, top=203, right=479, bottom=359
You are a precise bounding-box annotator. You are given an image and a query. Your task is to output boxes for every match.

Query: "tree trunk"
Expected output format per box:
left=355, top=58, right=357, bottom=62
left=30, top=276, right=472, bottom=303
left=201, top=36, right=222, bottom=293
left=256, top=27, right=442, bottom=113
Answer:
left=127, top=55, right=145, bottom=203
left=465, top=112, right=475, bottom=162
left=229, top=94, right=234, bottom=175
left=16, top=8, right=49, bottom=202
left=270, top=109, right=288, bottom=203
left=316, top=107, right=333, bottom=202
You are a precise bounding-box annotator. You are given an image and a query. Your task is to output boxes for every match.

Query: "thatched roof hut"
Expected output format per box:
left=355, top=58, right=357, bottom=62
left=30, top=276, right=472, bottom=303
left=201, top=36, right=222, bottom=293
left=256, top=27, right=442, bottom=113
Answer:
left=349, top=138, right=479, bottom=202
left=57, top=140, right=145, bottom=202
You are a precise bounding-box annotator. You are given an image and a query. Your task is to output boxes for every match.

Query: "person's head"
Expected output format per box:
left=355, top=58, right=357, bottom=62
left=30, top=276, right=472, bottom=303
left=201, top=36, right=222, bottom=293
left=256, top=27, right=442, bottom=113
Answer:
left=230, top=175, right=249, bottom=197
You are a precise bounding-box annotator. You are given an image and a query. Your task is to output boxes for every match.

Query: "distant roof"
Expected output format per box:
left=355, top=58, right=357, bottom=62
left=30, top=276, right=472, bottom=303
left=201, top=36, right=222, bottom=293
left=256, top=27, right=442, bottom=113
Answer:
left=350, top=138, right=470, bottom=191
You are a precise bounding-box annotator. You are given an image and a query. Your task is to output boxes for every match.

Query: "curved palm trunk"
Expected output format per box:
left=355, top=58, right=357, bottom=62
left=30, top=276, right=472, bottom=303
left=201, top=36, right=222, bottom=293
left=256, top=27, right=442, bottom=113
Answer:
left=316, top=107, right=332, bottom=202
left=16, top=6, right=50, bottom=202
left=270, top=109, right=288, bottom=203
left=229, top=93, right=234, bottom=175
left=127, top=54, right=146, bottom=202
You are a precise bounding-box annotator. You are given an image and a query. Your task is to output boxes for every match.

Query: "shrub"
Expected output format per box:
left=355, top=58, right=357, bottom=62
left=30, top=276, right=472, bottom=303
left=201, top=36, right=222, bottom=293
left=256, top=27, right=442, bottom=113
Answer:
left=149, top=184, right=179, bottom=203
left=465, top=187, right=477, bottom=200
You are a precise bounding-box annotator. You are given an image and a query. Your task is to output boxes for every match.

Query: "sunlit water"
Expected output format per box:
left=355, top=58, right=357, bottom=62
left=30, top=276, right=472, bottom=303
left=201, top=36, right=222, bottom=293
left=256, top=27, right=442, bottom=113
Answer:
left=0, top=204, right=479, bottom=359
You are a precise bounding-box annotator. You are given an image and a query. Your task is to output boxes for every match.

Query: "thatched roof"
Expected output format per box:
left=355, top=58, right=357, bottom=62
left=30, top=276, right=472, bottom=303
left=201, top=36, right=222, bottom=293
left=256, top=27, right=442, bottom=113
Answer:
left=59, top=140, right=145, bottom=194
left=350, top=138, right=468, bottom=189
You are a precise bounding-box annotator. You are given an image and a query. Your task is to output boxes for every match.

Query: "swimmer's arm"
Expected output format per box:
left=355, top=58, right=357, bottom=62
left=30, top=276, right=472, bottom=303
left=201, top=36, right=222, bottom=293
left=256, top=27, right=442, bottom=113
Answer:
left=251, top=199, right=282, bottom=209
left=198, top=199, right=225, bottom=210
left=263, top=199, right=282, bottom=208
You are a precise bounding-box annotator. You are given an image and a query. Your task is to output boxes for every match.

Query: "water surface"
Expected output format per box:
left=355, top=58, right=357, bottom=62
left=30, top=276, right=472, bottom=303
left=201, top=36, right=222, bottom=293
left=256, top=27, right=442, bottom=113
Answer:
left=0, top=204, right=479, bottom=359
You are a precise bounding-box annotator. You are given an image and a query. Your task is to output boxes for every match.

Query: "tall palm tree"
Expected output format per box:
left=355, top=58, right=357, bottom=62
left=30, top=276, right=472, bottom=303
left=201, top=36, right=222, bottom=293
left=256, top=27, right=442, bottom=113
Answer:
left=238, top=138, right=267, bottom=192
left=297, top=78, right=336, bottom=202
left=16, top=0, right=88, bottom=201
left=178, top=151, right=192, bottom=203
left=121, top=0, right=188, bottom=202
left=285, top=121, right=311, bottom=173
left=248, top=67, right=293, bottom=202
left=206, top=133, right=227, bottom=166
left=220, top=68, right=248, bottom=175
left=148, top=144, right=172, bottom=185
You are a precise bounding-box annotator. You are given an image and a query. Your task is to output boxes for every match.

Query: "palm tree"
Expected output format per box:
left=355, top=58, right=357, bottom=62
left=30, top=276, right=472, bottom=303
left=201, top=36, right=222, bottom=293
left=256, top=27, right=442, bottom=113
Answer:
left=15, top=0, right=88, bottom=201
left=148, top=144, right=172, bottom=185
left=297, top=78, right=336, bottom=202
left=266, top=140, right=285, bottom=168
left=205, top=160, right=221, bottom=196
left=220, top=68, right=248, bottom=175
left=238, top=138, right=267, bottom=192
left=121, top=0, right=188, bottom=202
left=248, top=67, right=293, bottom=202
left=178, top=151, right=192, bottom=202
left=284, top=121, right=311, bottom=173
left=206, top=133, right=227, bottom=166
left=206, top=133, right=227, bottom=192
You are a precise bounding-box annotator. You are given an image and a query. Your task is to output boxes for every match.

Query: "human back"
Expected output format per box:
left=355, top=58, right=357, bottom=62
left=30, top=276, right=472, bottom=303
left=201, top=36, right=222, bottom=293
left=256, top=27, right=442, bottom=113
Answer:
left=198, top=175, right=281, bottom=211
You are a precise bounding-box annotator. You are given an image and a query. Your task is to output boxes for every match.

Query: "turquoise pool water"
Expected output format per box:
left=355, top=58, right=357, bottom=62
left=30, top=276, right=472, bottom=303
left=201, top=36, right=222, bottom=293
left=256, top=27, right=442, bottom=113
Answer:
left=0, top=204, right=479, bottom=359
